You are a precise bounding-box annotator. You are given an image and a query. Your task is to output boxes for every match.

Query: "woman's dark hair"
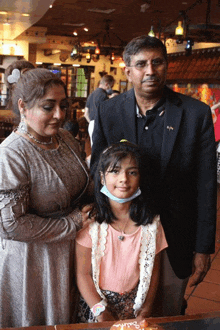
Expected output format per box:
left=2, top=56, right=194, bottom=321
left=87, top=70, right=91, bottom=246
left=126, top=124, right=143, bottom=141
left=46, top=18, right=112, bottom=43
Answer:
left=4, top=60, right=35, bottom=111
left=123, top=35, right=168, bottom=67
left=10, top=67, right=68, bottom=117
left=94, top=141, right=154, bottom=226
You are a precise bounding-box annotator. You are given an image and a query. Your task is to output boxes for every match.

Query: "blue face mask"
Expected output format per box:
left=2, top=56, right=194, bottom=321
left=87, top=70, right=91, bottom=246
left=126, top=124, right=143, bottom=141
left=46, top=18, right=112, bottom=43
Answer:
left=100, top=185, right=141, bottom=203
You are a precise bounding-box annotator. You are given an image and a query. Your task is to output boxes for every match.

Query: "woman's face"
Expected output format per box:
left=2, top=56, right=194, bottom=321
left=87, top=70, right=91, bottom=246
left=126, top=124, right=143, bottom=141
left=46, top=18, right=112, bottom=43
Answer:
left=102, top=155, right=140, bottom=200
left=23, top=85, right=68, bottom=138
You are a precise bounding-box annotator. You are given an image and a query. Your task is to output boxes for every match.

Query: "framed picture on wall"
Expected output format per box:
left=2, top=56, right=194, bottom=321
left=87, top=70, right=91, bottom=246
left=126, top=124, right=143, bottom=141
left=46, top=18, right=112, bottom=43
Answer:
left=119, top=80, right=128, bottom=93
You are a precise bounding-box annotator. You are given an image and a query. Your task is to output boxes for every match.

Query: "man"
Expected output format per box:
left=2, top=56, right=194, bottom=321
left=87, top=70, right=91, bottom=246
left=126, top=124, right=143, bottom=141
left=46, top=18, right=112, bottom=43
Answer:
left=84, top=74, right=115, bottom=145
left=91, top=36, right=216, bottom=316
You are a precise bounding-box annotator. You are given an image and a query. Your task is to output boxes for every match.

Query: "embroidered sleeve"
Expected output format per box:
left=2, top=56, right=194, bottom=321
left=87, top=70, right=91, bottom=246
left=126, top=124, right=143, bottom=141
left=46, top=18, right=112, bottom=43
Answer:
left=0, top=186, right=82, bottom=243
left=0, top=146, right=82, bottom=243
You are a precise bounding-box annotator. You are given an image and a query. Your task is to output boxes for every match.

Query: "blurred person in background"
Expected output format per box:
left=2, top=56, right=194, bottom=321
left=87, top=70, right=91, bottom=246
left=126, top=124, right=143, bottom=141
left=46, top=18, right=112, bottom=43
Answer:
left=84, top=75, right=115, bottom=145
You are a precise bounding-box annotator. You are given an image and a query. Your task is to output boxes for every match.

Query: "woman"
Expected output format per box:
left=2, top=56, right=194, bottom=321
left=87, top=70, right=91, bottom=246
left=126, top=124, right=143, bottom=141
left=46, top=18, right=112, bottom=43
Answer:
left=0, top=64, right=93, bottom=328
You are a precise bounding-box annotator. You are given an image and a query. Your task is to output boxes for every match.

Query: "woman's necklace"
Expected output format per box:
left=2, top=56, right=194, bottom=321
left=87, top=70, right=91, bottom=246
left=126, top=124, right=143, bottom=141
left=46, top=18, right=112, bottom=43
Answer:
left=16, top=120, right=53, bottom=145
left=26, top=131, right=53, bottom=145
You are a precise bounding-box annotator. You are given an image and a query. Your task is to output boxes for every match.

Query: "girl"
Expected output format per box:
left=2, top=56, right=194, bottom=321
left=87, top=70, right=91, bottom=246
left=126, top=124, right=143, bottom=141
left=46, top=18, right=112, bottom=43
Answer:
left=75, top=141, right=167, bottom=323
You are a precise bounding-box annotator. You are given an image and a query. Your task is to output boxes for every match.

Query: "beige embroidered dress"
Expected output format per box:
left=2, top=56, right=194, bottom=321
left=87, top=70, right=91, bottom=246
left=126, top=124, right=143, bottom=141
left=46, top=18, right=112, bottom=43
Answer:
left=0, top=129, right=91, bottom=328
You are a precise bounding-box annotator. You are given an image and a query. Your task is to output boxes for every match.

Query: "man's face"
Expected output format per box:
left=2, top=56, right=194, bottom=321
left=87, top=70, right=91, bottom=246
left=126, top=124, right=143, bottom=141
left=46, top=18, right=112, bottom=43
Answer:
left=125, top=48, right=167, bottom=98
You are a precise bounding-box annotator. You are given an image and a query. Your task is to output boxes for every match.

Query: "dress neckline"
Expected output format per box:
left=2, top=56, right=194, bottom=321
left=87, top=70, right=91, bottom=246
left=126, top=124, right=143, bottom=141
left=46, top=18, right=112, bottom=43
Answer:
left=109, top=223, right=141, bottom=237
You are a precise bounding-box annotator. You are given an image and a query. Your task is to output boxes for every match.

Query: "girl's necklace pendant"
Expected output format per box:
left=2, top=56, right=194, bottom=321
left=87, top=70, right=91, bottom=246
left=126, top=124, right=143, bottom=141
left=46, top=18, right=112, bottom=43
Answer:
left=118, top=235, right=124, bottom=241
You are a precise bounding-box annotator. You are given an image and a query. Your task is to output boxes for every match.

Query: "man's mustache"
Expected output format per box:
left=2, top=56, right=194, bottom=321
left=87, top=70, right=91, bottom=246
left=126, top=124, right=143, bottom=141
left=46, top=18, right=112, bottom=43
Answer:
left=142, top=76, right=160, bottom=83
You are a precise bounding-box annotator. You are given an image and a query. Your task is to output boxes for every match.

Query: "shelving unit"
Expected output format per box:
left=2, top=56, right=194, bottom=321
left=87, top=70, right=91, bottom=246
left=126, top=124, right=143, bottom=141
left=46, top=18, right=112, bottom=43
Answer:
left=59, top=66, right=90, bottom=98
left=0, top=70, right=7, bottom=107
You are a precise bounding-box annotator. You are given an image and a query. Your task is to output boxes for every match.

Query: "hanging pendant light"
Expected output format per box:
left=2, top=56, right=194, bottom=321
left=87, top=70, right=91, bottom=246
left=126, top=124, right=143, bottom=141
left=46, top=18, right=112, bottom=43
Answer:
left=95, top=46, right=100, bottom=55
left=148, top=26, right=155, bottom=37
left=175, top=21, right=184, bottom=36
left=110, top=52, right=115, bottom=64
left=86, top=50, right=91, bottom=63
left=95, top=46, right=100, bottom=60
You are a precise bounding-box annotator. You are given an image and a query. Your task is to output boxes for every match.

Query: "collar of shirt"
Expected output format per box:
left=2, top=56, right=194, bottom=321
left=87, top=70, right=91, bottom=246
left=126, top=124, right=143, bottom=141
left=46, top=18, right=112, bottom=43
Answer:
left=136, top=96, right=166, bottom=118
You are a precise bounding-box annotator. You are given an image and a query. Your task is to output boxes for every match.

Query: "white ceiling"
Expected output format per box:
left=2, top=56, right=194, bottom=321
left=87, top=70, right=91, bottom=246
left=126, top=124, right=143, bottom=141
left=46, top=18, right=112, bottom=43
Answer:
left=0, top=0, right=55, bottom=39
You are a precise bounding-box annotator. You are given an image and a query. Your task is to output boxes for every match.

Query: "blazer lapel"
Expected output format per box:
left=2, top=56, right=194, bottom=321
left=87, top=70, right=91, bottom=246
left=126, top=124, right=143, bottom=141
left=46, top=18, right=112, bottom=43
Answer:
left=120, top=89, right=137, bottom=144
left=161, top=89, right=183, bottom=177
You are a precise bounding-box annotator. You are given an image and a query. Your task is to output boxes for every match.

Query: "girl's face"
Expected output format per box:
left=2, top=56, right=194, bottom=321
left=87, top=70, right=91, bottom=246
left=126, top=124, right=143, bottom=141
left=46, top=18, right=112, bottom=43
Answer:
left=102, top=155, right=140, bottom=200
left=21, top=85, right=68, bottom=138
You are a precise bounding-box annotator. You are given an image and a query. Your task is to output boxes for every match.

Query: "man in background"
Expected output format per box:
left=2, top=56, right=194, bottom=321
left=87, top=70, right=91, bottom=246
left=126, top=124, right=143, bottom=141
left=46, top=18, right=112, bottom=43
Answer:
left=84, top=74, right=115, bottom=145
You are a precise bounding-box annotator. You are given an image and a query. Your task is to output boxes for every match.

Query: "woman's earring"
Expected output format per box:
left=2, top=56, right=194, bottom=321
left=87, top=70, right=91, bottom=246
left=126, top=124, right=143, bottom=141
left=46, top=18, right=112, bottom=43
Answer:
left=18, top=113, right=28, bottom=133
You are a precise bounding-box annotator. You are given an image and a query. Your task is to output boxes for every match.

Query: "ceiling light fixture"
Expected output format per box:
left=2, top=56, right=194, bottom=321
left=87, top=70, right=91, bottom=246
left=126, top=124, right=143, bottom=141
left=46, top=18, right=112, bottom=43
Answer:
left=94, top=45, right=100, bottom=60
left=86, top=50, right=91, bottom=63
left=110, top=52, right=115, bottom=64
left=71, top=45, right=78, bottom=56
left=148, top=26, right=155, bottom=37
left=95, top=46, right=100, bottom=55
left=70, top=44, right=79, bottom=60
left=175, top=21, right=184, bottom=35
left=73, top=31, right=78, bottom=36
left=0, top=11, right=7, bottom=15
left=88, top=8, right=115, bottom=14
left=84, top=27, right=89, bottom=32
left=63, top=23, right=85, bottom=27
left=49, top=4, right=53, bottom=8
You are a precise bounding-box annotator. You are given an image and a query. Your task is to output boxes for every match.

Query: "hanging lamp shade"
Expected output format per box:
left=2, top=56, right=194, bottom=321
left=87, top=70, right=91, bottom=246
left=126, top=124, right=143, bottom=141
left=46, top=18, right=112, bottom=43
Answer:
left=175, top=21, right=184, bottom=36
left=148, top=26, right=155, bottom=37
left=95, top=46, right=100, bottom=55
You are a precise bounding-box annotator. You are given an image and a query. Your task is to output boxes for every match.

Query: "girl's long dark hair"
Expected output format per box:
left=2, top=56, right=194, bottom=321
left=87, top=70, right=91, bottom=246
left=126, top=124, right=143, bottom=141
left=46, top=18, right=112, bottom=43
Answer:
left=94, top=141, right=155, bottom=226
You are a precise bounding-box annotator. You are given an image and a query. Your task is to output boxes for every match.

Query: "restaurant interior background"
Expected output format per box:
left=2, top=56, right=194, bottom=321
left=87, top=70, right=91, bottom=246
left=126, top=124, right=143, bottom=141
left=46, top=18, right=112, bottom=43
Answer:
left=0, top=0, right=220, bottom=316
left=0, top=0, right=220, bottom=129
left=0, top=0, right=220, bottom=121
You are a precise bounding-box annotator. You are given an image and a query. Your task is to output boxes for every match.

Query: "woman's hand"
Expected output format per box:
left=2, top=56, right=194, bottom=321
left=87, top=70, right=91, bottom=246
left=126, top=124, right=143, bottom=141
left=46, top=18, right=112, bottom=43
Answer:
left=80, top=204, right=94, bottom=228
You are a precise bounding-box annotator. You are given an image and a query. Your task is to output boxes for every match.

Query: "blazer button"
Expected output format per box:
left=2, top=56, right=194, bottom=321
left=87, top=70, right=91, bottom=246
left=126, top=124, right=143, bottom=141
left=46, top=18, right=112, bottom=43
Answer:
left=145, top=126, right=149, bottom=130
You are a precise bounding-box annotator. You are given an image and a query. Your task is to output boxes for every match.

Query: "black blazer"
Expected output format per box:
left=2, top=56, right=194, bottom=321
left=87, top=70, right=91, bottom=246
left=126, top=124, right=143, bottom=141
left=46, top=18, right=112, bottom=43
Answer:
left=91, top=86, right=217, bottom=279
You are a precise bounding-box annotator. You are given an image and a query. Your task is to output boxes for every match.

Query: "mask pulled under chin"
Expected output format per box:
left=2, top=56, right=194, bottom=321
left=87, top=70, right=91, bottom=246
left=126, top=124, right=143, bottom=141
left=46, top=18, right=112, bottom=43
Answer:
left=100, top=185, right=141, bottom=203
